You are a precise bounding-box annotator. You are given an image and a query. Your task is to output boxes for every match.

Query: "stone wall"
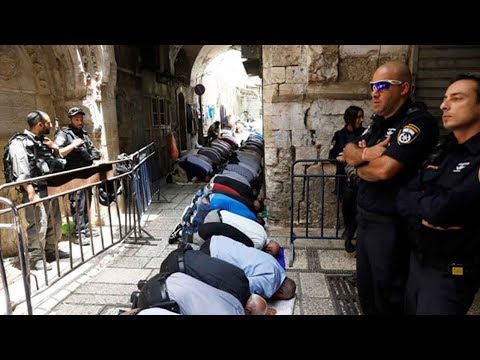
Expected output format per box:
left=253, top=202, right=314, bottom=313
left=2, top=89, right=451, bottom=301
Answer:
left=262, top=45, right=411, bottom=226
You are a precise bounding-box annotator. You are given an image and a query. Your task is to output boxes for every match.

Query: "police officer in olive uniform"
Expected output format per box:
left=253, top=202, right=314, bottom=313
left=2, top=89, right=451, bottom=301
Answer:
left=54, top=107, right=101, bottom=245
left=9, top=111, right=69, bottom=270
left=397, top=73, right=480, bottom=315
left=329, top=105, right=366, bottom=253
left=343, top=61, right=439, bottom=315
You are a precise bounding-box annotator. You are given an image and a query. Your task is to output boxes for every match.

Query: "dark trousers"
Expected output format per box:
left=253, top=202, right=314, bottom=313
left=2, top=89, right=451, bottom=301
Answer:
left=69, top=189, right=92, bottom=235
left=356, top=211, right=410, bottom=315
left=341, top=181, right=358, bottom=239
left=199, top=238, right=211, bottom=255
left=405, top=252, right=480, bottom=315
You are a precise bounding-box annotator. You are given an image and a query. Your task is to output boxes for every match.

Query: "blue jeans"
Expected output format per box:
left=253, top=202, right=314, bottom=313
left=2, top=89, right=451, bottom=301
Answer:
left=69, top=189, right=92, bottom=235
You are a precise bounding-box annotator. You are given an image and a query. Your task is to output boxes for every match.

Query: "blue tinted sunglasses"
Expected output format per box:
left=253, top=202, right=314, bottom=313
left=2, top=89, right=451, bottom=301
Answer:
left=370, top=79, right=404, bottom=92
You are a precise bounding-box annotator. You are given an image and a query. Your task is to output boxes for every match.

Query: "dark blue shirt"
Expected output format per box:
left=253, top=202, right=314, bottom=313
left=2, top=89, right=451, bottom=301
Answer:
left=329, top=125, right=366, bottom=175
left=356, top=100, right=439, bottom=215
left=397, top=132, right=480, bottom=260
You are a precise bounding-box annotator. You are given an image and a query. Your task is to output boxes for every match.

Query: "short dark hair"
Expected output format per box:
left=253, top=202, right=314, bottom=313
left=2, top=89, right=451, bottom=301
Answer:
left=26, top=110, right=47, bottom=128
left=271, top=277, right=296, bottom=300
left=344, top=106, right=363, bottom=126
left=451, top=73, right=480, bottom=103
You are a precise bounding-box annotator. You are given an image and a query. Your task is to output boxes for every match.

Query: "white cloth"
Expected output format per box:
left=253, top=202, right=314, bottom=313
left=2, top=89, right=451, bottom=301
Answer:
left=204, top=210, right=267, bottom=249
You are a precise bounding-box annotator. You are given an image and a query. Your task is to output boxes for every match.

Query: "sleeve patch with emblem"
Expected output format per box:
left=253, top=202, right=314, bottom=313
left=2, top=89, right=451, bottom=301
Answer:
left=397, top=124, right=420, bottom=145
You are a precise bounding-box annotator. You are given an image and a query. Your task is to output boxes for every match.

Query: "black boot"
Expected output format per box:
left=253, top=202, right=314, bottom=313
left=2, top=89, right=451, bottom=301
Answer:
left=343, top=228, right=356, bottom=253
left=168, top=223, right=182, bottom=244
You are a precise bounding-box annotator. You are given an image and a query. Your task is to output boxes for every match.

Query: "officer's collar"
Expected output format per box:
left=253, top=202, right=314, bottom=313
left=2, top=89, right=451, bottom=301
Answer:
left=459, top=131, right=480, bottom=155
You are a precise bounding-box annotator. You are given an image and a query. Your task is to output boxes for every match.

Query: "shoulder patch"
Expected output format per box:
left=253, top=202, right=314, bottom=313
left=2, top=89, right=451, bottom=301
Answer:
left=397, top=124, right=421, bottom=145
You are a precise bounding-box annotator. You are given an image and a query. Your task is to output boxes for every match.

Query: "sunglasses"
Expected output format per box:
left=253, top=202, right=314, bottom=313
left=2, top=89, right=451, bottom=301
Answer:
left=369, top=80, right=404, bottom=92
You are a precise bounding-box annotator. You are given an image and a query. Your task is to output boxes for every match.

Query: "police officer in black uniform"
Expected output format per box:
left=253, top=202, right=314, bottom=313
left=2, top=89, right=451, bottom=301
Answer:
left=9, top=110, right=69, bottom=270
left=329, top=105, right=366, bottom=253
left=342, top=61, right=439, bottom=314
left=54, top=107, right=101, bottom=245
left=397, top=73, right=480, bottom=315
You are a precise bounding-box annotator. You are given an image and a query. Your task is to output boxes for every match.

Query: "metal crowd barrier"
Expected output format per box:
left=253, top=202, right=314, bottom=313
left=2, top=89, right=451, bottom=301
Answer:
left=126, top=143, right=158, bottom=244
left=0, top=143, right=159, bottom=314
left=289, top=159, right=346, bottom=267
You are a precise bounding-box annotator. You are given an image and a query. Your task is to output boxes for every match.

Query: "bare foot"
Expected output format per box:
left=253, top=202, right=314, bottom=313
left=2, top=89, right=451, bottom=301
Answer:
left=266, top=307, right=277, bottom=315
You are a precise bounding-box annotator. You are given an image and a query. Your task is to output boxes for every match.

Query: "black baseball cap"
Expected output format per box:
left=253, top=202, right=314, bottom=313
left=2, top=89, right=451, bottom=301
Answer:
left=68, top=107, right=85, bottom=117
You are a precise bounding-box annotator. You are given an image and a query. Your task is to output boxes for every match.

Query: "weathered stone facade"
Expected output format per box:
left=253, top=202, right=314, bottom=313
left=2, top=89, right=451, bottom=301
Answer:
left=0, top=45, right=118, bottom=256
left=262, top=45, right=411, bottom=226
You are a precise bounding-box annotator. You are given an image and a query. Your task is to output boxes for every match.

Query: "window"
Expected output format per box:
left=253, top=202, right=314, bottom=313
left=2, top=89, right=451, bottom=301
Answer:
left=148, top=97, right=170, bottom=128
left=151, top=98, right=159, bottom=127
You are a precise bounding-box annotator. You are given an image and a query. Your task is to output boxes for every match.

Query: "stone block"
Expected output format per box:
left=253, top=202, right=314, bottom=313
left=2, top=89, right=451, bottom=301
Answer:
left=263, top=67, right=286, bottom=85
left=308, top=45, right=339, bottom=83
left=318, top=249, right=356, bottom=271
left=50, top=303, right=104, bottom=315
left=299, top=273, right=330, bottom=298
left=286, top=66, right=308, bottom=84
left=302, top=297, right=335, bottom=315
left=263, top=84, right=278, bottom=103
left=339, top=45, right=380, bottom=57
left=295, top=146, right=318, bottom=161
left=264, top=45, right=305, bottom=67
left=278, top=83, right=306, bottom=99
left=89, top=268, right=153, bottom=284
left=108, top=256, right=151, bottom=268
left=75, top=283, right=137, bottom=295
left=273, top=130, right=291, bottom=149
left=292, top=129, right=314, bottom=147
left=339, top=56, right=378, bottom=82
left=264, top=148, right=278, bottom=166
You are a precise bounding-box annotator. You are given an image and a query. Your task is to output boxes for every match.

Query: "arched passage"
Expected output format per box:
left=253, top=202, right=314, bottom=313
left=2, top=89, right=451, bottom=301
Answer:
left=181, top=45, right=263, bottom=143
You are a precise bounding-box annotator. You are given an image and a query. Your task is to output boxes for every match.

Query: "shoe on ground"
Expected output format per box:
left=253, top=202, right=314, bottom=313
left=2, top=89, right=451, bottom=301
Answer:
left=31, top=259, right=52, bottom=271
left=83, top=230, right=100, bottom=237
left=73, top=236, right=91, bottom=246
left=45, top=250, right=70, bottom=263
left=168, top=224, right=182, bottom=244
left=344, top=237, right=356, bottom=253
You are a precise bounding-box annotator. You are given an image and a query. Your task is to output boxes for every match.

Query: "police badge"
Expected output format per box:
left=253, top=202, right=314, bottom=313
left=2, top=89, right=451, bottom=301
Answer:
left=397, top=124, right=420, bottom=145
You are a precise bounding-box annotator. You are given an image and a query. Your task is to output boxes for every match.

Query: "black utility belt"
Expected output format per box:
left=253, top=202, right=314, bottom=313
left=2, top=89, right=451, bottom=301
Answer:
left=441, top=263, right=478, bottom=277
left=415, top=253, right=479, bottom=277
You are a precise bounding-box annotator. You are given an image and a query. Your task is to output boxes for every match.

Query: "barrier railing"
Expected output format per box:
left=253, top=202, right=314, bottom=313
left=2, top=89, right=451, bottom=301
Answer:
left=126, top=143, right=158, bottom=244
left=0, top=143, right=159, bottom=314
left=289, top=159, right=346, bottom=267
